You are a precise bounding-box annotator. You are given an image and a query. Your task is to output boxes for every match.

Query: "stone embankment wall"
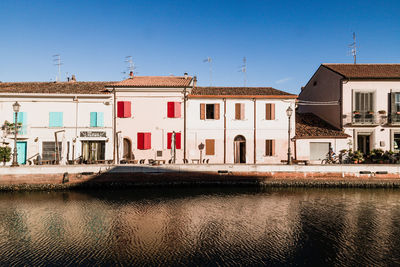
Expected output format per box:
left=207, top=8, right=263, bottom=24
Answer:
left=1, top=164, right=400, bottom=190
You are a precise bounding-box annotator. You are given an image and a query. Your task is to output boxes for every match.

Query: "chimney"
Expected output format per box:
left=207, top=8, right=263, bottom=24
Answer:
left=193, top=75, right=197, bottom=88
left=129, top=71, right=134, bottom=79
left=71, top=75, right=76, bottom=82
left=184, top=72, right=188, bottom=79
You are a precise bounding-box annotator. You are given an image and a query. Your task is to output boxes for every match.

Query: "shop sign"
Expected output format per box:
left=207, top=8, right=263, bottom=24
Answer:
left=80, top=131, right=106, bottom=138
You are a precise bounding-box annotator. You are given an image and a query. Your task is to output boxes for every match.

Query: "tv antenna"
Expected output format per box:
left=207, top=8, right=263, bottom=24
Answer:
left=239, top=57, right=247, bottom=87
left=122, top=56, right=137, bottom=78
left=349, top=32, right=357, bottom=64
left=53, top=54, right=63, bottom=82
left=203, top=57, right=212, bottom=86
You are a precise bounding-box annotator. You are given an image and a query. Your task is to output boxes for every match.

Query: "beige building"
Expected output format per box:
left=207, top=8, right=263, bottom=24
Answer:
left=298, top=64, right=400, bottom=157
left=187, top=87, right=297, bottom=164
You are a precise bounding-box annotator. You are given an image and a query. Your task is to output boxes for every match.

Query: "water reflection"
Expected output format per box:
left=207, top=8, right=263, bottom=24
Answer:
left=0, top=188, right=399, bottom=266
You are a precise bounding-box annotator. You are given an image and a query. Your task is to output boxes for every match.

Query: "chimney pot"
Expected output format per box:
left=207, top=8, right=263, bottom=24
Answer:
left=71, top=75, right=76, bottom=82
left=129, top=71, right=134, bottom=78
left=184, top=72, right=188, bottom=79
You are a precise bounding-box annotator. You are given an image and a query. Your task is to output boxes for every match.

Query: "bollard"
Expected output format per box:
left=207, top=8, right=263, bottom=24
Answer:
left=62, top=172, right=69, bottom=184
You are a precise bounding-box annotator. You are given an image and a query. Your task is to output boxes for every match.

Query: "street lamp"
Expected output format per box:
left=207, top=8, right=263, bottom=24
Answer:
left=11, top=101, right=20, bottom=167
left=286, top=106, right=293, bottom=165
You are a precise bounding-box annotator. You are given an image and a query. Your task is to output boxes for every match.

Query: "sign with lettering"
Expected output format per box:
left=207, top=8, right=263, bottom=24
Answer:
left=80, top=131, right=107, bottom=138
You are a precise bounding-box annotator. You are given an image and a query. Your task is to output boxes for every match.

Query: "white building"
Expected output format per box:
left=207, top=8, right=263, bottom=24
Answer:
left=298, top=63, right=400, bottom=158
left=187, top=87, right=297, bottom=164
left=0, top=82, right=113, bottom=165
left=107, top=74, right=194, bottom=163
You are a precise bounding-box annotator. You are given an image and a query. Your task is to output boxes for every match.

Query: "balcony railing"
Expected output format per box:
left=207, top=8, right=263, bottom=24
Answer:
left=352, top=111, right=378, bottom=125
left=389, top=113, right=400, bottom=124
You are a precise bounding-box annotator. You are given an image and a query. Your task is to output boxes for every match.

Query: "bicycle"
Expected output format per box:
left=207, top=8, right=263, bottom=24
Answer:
left=321, top=152, right=339, bottom=164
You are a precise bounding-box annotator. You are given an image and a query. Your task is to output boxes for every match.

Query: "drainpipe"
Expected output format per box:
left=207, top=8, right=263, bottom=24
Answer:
left=183, top=87, right=187, bottom=162
left=253, top=98, right=256, bottom=164
left=113, top=87, right=117, bottom=164
left=223, top=98, right=226, bottom=164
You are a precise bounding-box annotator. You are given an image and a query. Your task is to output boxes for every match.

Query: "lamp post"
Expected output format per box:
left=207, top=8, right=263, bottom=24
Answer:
left=11, top=101, right=20, bottom=167
left=286, top=106, right=293, bottom=165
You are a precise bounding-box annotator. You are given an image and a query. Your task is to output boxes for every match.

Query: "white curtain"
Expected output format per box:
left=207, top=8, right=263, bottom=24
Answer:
left=118, top=134, right=123, bottom=163
left=60, top=133, right=67, bottom=165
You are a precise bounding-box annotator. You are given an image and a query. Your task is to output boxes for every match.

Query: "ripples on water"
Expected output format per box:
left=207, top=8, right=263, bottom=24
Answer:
left=0, top=187, right=400, bottom=266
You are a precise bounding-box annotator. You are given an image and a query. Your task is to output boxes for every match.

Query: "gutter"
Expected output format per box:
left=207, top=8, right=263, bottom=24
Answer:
left=113, top=87, right=117, bottom=164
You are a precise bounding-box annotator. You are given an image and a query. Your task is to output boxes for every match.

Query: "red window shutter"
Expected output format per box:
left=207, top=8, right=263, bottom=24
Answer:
left=117, top=102, right=125, bottom=118
left=167, top=132, right=181, bottom=149
left=175, top=133, right=181, bottom=149
left=167, top=102, right=175, bottom=118
left=144, top=133, right=151, bottom=149
left=174, top=102, right=181, bottom=118
left=124, top=102, right=131, bottom=117
left=137, top=133, right=144, bottom=149
left=167, top=132, right=172, bottom=149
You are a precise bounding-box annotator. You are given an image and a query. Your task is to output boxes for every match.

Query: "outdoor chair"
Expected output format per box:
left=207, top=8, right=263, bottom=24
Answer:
left=139, top=159, right=145, bottom=164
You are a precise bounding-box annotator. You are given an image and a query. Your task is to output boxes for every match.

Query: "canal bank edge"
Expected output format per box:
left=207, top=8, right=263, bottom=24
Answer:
left=1, top=164, right=400, bottom=190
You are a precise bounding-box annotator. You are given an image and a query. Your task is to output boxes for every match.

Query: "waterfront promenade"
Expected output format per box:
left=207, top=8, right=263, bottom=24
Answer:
left=1, top=164, right=400, bottom=190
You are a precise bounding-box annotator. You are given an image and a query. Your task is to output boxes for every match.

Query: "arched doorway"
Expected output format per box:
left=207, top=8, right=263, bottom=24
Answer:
left=234, top=135, right=246, bottom=163
left=123, top=138, right=132, bottom=160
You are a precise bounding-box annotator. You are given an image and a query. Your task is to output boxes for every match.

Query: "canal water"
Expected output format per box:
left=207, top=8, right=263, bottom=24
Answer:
left=0, top=187, right=399, bottom=266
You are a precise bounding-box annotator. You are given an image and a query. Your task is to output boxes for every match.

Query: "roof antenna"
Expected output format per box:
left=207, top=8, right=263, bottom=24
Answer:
left=53, top=54, right=63, bottom=82
left=239, top=57, right=247, bottom=87
left=203, top=57, right=212, bottom=86
left=349, top=32, right=357, bottom=64
left=122, top=56, right=137, bottom=78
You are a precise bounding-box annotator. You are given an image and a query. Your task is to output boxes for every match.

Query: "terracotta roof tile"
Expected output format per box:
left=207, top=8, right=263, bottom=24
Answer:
left=0, top=82, right=112, bottom=94
left=295, top=113, right=349, bottom=139
left=110, top=76, right=192, bottom=87
left=190, top=87, right=296, bottom=97
left=323, top=64, right=400, bottom=79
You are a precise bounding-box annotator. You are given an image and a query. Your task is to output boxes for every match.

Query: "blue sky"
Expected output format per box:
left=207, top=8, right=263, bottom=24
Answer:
left=0, top=0, right=399, bottom=94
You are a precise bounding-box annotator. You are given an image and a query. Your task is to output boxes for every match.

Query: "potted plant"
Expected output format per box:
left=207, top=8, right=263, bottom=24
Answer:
left=378, top=110, right=386, bottom=115
left=352, top=150, right=364, bottom=164
left=367, top=110, right=374, bottom=115
left=0, top=146, right=11, bottom=166
left=370, top=149, right=384, bottom=163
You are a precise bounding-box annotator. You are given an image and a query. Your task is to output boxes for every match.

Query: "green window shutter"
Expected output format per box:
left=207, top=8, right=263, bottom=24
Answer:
left=16, top=112, right=27, bottom=134
left=90, top=112, right=97, bottom=127
left=49, top=112, right=63, bottom=127
left=97, top=112, right=104, bottom=127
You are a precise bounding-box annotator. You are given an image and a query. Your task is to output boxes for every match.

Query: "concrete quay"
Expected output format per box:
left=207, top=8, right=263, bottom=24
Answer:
left=0, top=164, right=400, bottom=190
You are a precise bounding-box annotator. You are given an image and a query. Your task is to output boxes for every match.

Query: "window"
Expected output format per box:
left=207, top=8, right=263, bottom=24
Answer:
left=42, top=141, right=62, bottom=161
left=354, top=92, right=373, bottom=112
left=117, top=101, right=131, bottom=118
left=265, top=140, right=275, bottom=156
left=235, top=103, right=245, bottom=120
left=90, top=112, right=104, bottom=127
left=200, top=103, right=220, bottom=120
left=205, top=139, right=215, bottom=155
left=167, top=102, right=181, bottom=118
left=49, top=112, right=63, bottom=127
left=265, top=104, right=275, bottom=120
left=393, top=133, right=400, bottom=152
left=137, top=132, right=151, bottom=150
left=16, top=112, right=27, bottom=135
left=167, top=132, right=181, bottom=149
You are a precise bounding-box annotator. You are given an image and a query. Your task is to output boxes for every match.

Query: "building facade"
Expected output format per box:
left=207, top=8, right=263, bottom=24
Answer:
left=298, top=64, right=400, bottom=156
left=107, top=75, right=194, bottom=163
left=186, top=87, right=297, bottom=164
left=0, top=82, right=113, bottom=165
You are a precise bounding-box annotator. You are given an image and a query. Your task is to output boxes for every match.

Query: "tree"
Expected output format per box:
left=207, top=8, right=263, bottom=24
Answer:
left=0, top=146, right=11, bottom=166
